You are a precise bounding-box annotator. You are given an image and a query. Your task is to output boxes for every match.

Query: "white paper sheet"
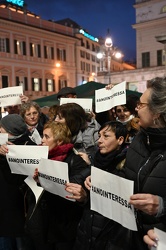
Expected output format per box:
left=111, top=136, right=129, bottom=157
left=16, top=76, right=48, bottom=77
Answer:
left=60, top=97, right=92, bottom=113
left=0, top=86, right=23, bottom=107
left=90, top=166, right=137, bottom=231
left=95, top=81, right=126, bottom=113
left=38, top=158, right=73, bottom=200
left=6, top=145, right=48, bottom=176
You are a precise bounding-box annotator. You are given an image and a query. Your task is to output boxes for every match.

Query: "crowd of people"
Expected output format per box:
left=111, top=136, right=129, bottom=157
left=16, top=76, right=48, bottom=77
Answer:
left=0, top=77, right=166, bottom=250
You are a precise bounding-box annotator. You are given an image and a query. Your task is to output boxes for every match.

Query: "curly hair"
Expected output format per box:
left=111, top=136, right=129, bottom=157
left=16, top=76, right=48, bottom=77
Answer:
left=44, top=121, right=72, bottom=144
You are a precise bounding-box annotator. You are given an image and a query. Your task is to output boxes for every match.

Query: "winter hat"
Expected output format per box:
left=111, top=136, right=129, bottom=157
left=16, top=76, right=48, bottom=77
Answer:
left=57, top=87, right=76, bottom=99
left=0, top=114, right=27, bottom=136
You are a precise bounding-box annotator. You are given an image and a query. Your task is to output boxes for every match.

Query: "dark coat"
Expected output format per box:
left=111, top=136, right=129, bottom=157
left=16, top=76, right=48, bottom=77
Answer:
left=124, top=127, right=166, bottom=250
left=73, top=146, right=128, bottom=250
left=25, top=149, right=90, bottom=250
left=0, top=131, right=36, bottom=237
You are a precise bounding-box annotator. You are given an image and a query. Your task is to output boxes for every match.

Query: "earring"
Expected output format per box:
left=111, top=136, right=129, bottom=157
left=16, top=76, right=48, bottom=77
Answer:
left=153, top=119, right=157, bottom=126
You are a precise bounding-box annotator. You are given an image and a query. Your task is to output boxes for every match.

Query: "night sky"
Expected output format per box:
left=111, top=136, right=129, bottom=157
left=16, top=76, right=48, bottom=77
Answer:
left=25, top=0, right=136, bottom=62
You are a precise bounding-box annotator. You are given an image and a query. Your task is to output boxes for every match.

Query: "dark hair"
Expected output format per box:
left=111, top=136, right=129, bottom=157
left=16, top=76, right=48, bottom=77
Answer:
left=99, top=121, right=128, bottom=142
left=56, top=103, right=87, bottom=136
left=125, top=95, right=139, bottom=116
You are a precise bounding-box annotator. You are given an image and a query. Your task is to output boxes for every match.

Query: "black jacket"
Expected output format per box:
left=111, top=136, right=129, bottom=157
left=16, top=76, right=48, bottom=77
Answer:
left=0, top=131, right=36, bottom=237
left=25, top=150, right=90, bottom=250
left=124, top=127, right=166, bottom=250
left=73, top=146, right=128, bottom=250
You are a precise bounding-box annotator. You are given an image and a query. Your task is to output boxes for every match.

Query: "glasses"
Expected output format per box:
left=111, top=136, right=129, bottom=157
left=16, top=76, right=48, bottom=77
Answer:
left=136, top=101, right=149, bottom=110
left=25, top=111, right=39, bottom=118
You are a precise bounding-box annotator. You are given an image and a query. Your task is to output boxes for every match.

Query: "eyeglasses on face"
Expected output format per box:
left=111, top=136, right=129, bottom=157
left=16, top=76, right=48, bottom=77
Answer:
left=136, top=101, right=149, bottom=109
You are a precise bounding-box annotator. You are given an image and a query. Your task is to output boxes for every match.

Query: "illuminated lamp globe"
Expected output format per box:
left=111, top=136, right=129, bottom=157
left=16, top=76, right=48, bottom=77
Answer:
left=97, top=52, right=103, bottom=59
left=115, top=51, right=122, bottom=59
left=105, top=37, right=113, bottom=48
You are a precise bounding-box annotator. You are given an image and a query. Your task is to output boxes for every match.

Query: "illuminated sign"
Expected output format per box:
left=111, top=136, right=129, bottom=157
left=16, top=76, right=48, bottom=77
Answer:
left=79, top=29, right=98, bottom=42
left=6, top=0, right=24, bottom=7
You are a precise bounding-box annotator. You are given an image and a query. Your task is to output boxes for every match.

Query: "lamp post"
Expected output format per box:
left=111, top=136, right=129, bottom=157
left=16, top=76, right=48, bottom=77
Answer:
left=55, top=62, right=61, bottom=89
left=97, top=32, right=123, bottom=84
left=105, top=36, right=113, bottom=84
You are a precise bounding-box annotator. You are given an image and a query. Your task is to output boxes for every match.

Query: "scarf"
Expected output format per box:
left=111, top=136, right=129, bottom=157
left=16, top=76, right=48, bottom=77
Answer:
left=48, top=143, right=74, bottom=161
left=94, top=146, right=127, bottom=173
left=116, top=114, right=134, bottom=125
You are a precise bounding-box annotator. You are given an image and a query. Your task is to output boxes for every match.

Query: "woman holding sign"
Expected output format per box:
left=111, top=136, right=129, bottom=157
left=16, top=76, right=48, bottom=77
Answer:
left=25, top=121, right=90, bottom=250
left=65, top=121, right=129, bottom=250
left=121, top=77, right=166, bottom=249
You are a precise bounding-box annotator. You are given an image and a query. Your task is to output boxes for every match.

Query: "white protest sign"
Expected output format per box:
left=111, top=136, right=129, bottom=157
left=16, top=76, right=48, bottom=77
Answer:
left=24, top=176, right=44, bottom=203
left=0, top=133, right=8, bottom=145
left=6, top=145, right=49, bottom=176
left=29, top=129, right=42, bottom=145
left=95, top=81, right=126, bottom=113
left=38, top=158, right=73, bottom=200
left=0, top=86, right=23, bottom=107
left=60, top=97, right=92, bottom=113
left=152, top=228, right=166, bottom=250
left=90, top=166, right=137, bottom=231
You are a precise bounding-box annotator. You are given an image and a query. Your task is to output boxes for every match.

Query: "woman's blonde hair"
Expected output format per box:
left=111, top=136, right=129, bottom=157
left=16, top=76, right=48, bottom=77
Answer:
left=44, top=121, right=72, bottom=144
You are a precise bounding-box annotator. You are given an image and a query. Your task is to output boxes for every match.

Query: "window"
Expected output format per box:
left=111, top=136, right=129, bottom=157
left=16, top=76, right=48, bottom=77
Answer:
left=14, top=40, right=26, bottom=55
left=44, top=46, right=54, bottom=59
left=30, top=43, right=41, bottom=58
left=81, top=61, right=85, bottom=71
left=16, top=76, right=28, bottom=91
left=92, top=44, right=96, bottom=52
left=81, top=38, right=84, bottom=47
left=32, top=78, right=42, bottom=91
left=157, top=50, right=163, bottom=66
left=86, top=53, right=90, bottom=60
left=86, top=41, right=90, bottom=49
left=86, top=63, right=90, bottom=72
left=80, top=50, right=85, bottom=58
left=2, top=75, right=8, bottom=88
left=0, top=38, right=10, bottom=52
left=58, top=80, right=67, bottom=90
left=57, top=48, right=66, bottom=61
left=92, top=65, right=96, bottom=72
left=142, top=52, right=150, bottom=68
left=91, top=55, right=96, bottom=62
left=46, top=79, right=55, bottom=92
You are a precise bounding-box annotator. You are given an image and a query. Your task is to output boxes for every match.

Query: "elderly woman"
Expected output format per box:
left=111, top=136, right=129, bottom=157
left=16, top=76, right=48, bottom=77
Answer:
left=123, top=77, right=166, bottom=249
left=25, top=121, right=90, bottom=250
left=20, top=101, right=48, bottom=136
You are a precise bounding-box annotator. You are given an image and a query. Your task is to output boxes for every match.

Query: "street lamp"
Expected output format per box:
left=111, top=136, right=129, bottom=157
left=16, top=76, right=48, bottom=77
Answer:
left=97, top=32, right=123, bottom=84
left=105, top=36, right=113, bottom=83
left=55, top=62, right=61, bottom=88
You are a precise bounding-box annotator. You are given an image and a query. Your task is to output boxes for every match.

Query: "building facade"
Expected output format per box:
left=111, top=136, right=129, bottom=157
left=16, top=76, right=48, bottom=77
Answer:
left=109, top=0, right=166, bottom=92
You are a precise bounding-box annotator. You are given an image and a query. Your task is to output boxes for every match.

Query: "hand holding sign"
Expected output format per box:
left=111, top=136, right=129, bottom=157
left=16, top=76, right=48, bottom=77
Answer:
left=95, top=81, right=126, bottom=113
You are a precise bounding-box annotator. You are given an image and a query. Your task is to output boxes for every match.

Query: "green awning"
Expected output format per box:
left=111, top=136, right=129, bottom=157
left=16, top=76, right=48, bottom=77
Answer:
left=34, top=81, right=142, bottom=107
